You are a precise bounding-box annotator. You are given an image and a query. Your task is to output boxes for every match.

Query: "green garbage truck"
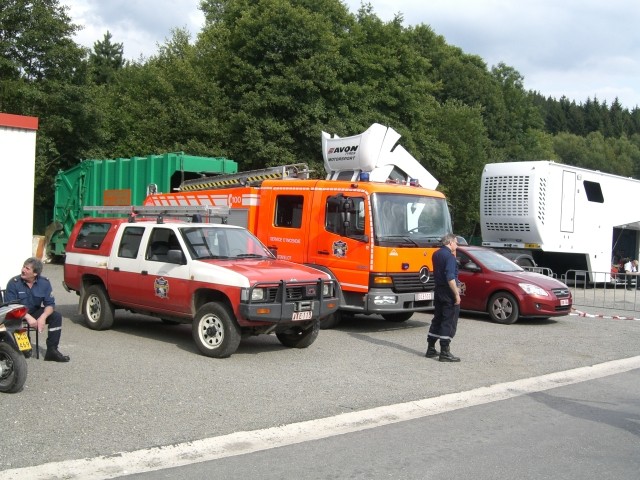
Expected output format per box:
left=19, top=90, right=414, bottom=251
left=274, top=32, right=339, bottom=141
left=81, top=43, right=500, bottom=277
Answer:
left=47, top=152, right=238, bottom=259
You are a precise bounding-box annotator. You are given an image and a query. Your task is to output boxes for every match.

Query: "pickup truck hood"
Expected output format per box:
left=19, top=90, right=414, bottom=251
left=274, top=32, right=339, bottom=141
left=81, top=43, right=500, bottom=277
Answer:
left=198, top=258, right=329, bottom=284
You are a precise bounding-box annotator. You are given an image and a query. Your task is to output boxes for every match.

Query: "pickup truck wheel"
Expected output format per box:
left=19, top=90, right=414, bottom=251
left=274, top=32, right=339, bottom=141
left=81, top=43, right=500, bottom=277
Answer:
left=276, top=321, right=319, bottom=348
left=192, top=303, right=241, bottom=358
left=83, top=285, right=115, bottom=330
left=488, top=292, right=519, bottom=324
left=382, top=312, right=413, bottom=322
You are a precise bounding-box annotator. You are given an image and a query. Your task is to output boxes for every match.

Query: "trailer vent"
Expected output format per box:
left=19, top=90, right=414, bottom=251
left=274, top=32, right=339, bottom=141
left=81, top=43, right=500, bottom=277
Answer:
left=482, top=175, right=530, bottom=217
left=537, top=177, right=547, bottom=225
left=484, top=222, right=531, bottom=232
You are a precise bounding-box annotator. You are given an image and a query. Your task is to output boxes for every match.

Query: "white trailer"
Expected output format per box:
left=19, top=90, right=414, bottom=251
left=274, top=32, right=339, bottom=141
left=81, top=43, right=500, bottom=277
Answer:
left=480, top=160, right=640, bottom=282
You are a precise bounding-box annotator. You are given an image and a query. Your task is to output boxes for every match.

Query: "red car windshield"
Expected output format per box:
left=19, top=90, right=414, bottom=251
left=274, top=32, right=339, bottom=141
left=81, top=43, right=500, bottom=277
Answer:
left=467, top=249, right=523, bottom=272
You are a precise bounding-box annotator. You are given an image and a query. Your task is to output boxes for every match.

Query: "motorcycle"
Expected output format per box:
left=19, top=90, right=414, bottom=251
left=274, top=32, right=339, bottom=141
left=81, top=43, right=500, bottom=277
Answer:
left=0, top=301, right=31, bottom=393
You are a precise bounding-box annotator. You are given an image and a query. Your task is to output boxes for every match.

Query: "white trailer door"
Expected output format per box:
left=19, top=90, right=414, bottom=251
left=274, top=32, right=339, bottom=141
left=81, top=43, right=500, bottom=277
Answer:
left=560, top=170, right=576, bottom=232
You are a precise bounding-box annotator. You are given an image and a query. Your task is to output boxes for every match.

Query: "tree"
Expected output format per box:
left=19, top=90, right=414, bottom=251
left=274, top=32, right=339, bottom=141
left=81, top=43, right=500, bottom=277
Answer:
left=89, top=31, right=124, bottom=84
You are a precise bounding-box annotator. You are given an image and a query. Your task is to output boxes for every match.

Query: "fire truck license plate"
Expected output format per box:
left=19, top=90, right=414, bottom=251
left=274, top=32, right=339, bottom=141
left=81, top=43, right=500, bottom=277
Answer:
left=560, top=299, right=569, bottom=306
left=415, top=292, right=434, bottom=301
left=13, top=331, right=32, bottom=351
left=292, top=311, right=313, bottom=321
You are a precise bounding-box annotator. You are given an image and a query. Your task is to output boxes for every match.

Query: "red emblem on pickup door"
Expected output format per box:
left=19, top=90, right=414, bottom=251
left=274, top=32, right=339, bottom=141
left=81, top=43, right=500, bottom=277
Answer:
left=154, top=277, right=169, bottom=299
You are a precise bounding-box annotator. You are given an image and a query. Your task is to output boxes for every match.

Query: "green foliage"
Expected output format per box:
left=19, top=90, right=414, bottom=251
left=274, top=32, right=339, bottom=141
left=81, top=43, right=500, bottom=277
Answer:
left=3, top=0, right=640, bottom=235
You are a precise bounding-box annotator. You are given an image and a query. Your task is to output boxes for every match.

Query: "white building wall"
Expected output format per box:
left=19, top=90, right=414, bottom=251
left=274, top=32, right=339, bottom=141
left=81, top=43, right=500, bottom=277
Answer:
left=0, top=113, right=38, bottom=289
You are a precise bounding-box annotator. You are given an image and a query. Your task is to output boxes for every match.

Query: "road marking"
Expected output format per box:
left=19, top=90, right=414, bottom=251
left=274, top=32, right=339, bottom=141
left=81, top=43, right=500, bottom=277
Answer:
left=3, top=356, right=640, bottom=480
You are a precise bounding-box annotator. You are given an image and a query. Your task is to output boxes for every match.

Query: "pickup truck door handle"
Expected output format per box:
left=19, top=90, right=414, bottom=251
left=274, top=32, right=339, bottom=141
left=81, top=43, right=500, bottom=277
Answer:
left=317, top=250, right=329, bottom=255
left=141, top=270, right=148, bottom=275
left=113, top=267, right=120, bottom=272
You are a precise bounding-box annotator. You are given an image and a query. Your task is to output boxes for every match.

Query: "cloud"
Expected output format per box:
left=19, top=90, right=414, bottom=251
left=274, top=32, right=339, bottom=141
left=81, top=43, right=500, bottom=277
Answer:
left=62, top=0, right=640, bottom=108
left=64, top=0, right=205, bottom=59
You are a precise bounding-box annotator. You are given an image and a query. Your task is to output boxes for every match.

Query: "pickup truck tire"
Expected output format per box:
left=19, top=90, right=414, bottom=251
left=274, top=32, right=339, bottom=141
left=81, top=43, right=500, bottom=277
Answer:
left=276, top=320, right=319, bottom=348
left=382, top=312, right=413, bottom=322
left=192, top=302, right=241, bottom=358
left=83, top=285, right=115, bottom=330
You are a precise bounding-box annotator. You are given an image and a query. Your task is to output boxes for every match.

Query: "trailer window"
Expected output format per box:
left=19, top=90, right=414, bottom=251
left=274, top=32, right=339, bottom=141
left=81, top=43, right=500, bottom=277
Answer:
left=274, top=195, right=303, bottom=228
left=583, top=181, right=604, bottom=203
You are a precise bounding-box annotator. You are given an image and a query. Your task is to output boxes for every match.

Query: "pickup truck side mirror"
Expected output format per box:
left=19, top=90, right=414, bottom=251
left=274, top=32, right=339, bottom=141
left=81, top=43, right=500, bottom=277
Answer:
left=167, top=249, right=186, bottom=265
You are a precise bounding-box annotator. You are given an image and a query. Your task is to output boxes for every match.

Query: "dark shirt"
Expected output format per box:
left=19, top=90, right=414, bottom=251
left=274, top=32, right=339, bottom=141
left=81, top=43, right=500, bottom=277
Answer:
left=5, top=275, right=56, bottom=315
left=433, top=245, right=459, bottom=287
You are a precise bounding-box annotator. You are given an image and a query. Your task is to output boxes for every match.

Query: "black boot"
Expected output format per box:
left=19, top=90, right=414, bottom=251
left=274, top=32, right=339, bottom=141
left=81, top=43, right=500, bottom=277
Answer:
left=439, top=345, right=460, bottom=362
left=44, top=348, right=70, bottom=362
left=425, top=345, right=439, bottom=358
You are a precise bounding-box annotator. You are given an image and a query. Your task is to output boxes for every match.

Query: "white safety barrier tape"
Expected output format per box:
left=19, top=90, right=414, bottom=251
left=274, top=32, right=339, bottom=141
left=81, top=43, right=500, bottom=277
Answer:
left=570, top=307, right=640, bottom=321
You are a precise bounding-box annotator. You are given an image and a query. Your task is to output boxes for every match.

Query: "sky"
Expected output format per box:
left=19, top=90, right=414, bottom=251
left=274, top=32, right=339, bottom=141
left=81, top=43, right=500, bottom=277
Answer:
left=61, top=0, right=640, bottom=109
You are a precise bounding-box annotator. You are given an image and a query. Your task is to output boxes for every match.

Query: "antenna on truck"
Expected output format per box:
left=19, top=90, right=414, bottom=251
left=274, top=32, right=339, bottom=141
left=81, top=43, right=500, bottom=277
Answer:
left=178, top=163, right=311, bottom=191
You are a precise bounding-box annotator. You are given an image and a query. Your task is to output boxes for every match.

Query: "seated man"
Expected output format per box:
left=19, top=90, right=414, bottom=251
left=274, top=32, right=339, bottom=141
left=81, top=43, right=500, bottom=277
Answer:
left=624, top=258, right=639, bottom=290
left=5, top=257, right=70, bottom=362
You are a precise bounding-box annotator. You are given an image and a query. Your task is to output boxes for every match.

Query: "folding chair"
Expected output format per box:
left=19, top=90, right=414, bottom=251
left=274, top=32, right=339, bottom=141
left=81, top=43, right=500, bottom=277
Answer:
left=0, top=289, right=39, bottom=359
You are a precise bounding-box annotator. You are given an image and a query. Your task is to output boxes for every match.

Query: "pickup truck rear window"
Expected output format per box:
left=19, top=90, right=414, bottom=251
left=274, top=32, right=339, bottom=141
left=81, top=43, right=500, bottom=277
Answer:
left=74, top=222, right=111, bottom=250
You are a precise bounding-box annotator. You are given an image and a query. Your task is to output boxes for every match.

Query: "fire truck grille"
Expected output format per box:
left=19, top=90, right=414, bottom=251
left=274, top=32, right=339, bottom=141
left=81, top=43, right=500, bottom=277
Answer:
left=391, top=274, right=435, bottom=292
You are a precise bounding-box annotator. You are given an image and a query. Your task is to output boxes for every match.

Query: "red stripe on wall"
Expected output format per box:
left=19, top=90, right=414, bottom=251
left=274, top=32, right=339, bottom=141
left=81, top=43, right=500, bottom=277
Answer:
left=0, top=112, right=39, bottom=130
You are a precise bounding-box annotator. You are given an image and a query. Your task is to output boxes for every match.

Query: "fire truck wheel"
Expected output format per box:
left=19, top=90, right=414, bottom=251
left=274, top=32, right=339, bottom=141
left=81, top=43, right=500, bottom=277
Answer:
left=83, top=284, right=115, bottom=330
left=276, top=321, right=319, bottom=348
left=192, top=302, right=241, bottom=358
left=320, top=311, right=343, bottom=329
left=488, top=292, right=520, bottom=324
left=382, top=312, right=413, bottom=322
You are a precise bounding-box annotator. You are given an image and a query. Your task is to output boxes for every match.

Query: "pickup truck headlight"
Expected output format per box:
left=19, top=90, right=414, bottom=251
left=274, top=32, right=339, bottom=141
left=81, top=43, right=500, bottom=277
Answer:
left=322, top=282, right=333, bottom=297
left=241, top=287, right=266, bottom=302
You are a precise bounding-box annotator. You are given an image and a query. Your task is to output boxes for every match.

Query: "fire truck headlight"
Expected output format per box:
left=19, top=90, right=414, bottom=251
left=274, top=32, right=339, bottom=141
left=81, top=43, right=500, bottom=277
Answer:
left=322, top=282, right=333, bottom=297
left=373, top=295, right=397, bottom=305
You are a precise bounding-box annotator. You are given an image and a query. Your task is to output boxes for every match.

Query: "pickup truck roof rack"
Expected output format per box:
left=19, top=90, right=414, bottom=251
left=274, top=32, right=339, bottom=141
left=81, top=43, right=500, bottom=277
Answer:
left=179, top=163, right=311, bottom=191
left=83, top=205, right=230, bottom=224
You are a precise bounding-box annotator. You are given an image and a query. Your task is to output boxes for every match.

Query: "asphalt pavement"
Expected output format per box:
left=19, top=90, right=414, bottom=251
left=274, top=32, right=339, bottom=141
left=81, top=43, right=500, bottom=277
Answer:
left=1, top=263, right=639, bottom=477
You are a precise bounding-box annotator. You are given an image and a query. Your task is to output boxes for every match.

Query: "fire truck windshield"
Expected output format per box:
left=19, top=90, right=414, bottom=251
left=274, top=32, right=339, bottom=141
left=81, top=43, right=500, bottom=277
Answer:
left=373, top=194, right=451, bottom=245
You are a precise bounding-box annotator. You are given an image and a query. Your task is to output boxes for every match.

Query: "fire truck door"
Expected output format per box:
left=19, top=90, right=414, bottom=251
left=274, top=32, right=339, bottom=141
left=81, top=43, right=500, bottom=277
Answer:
left=308, top=192, right=370, bottom=293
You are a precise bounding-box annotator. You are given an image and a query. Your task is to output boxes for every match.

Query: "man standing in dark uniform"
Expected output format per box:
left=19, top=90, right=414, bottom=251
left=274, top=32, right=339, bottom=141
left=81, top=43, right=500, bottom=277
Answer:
left=425, top=233, right=461, bottom=362
left=5, top=257, right=70, bottom=362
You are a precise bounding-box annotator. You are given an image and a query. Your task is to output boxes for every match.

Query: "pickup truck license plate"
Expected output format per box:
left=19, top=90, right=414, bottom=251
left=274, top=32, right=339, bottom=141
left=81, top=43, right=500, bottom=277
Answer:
left=292, top=311, right=313, bottom=321
left=13, top=331, right=31, bottom=352
left=415, top=292, right=434, bottom=301
left=560, top=299, right=569, bottom=306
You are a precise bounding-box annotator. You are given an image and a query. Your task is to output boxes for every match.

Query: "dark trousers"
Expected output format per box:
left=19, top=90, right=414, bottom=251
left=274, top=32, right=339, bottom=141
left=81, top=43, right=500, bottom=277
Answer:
left=31, top=308, right=63, bottom=349
left=428, top=286, right=460, bottom=347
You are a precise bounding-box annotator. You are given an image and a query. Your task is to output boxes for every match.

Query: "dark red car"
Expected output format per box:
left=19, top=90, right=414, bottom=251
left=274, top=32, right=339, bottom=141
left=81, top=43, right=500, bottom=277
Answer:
left=456, top=245, right=572, bottom=324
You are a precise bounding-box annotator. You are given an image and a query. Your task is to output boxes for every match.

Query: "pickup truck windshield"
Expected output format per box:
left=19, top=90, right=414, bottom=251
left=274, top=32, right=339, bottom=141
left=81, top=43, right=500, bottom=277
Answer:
left=180, top=226, right=274, bottom=260
left=373, top=193, right=451, bottom=246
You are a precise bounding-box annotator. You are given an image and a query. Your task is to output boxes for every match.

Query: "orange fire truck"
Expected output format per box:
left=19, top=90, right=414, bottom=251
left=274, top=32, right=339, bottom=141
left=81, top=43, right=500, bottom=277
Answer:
left=144, top=124, right=453, bottom=328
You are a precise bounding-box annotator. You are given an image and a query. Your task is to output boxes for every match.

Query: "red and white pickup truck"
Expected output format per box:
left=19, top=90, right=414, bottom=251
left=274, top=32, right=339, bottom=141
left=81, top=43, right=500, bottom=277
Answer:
left=63, top=207, right=338, bottom=357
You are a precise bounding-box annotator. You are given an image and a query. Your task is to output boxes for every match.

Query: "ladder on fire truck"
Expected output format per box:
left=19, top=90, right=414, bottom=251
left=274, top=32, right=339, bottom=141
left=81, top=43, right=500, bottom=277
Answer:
left=178, top=163, right=311, bottom=191
left=83, top=205, right=230, bottom=223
